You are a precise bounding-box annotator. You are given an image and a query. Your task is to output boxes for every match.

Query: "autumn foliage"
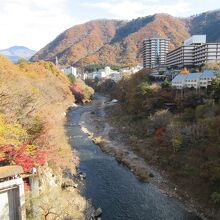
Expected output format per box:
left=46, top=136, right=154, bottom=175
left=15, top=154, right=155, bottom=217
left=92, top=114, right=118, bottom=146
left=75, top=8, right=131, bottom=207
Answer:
left=0, top=56, right=75, bottom=172
left=71, top=82, right=83, bottom=94
left=0, top=144, right=45, bottom=172
left=31, top=14, right=191, bottom=67
left=70, top=79, right=94, bottom=103
left=109, top=67, right=220, bottom=215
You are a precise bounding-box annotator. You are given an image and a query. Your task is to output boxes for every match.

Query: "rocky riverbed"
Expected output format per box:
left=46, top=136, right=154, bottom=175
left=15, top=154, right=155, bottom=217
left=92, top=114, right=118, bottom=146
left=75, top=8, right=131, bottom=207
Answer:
left=78, top=95, right=207, bottom=220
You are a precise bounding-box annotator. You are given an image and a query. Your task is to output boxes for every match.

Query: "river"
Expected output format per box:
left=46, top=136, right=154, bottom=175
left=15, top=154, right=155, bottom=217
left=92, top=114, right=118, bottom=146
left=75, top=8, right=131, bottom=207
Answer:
left=65, top=97, right=201, bottom=220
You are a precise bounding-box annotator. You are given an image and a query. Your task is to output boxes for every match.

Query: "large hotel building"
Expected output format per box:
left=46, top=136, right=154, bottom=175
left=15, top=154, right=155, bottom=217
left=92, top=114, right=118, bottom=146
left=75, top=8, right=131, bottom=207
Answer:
left=143, top=38, right=169, bottom=68
left=167, top=35, right=220, bottom=68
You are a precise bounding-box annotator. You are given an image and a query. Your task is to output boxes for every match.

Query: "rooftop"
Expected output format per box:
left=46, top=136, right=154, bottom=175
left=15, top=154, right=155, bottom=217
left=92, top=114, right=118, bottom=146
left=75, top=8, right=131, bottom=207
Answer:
left=172, top=74, right=188, bottom=82
left=0, top=165, right=23, bottom=179
left=172, top=70, right=216, bottom=83
left=200, top=70, right=216, bottom=78
left=186, top=72, right=203, bottom=80
left=184, top=35, right=206, bottom=46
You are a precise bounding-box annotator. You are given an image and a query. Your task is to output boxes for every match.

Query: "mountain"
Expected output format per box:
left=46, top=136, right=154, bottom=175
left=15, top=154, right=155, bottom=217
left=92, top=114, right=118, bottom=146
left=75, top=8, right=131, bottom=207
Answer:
left=189, top=9, right=220, bottom=42
left=31, top=9, right=220, bottom=67
left=0, top=46, right=36, bottom=63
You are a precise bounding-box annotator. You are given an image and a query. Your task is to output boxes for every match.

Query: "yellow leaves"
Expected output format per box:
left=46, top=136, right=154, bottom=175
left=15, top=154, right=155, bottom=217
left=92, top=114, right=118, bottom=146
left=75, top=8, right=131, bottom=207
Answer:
left=30, top=87, right=40, bottom=95
left=0, top=114, right=28, bottom=146
left=24, top=144, right=38, bottom=156
left=180, top=68, right=189, bottom=75
left=150, top=83, right=161, bottom=91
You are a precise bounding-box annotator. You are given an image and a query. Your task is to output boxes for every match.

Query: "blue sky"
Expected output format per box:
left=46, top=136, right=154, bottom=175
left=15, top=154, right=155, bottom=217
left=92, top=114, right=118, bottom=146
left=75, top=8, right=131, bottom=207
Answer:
left=0, top=0, right=220, bottom=51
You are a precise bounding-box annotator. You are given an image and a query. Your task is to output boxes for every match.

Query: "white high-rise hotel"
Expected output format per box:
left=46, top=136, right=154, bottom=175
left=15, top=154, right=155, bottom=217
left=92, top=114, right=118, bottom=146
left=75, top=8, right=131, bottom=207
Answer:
left=143, top=35, right=220, bottom=69
left=167, top=35, right=220, bottom=68
left=143, top=38, right=169, bottom=68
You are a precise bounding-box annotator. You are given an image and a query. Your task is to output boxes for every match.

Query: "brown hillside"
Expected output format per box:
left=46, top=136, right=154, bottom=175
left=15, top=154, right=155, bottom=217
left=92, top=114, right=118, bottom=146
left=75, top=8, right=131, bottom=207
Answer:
left=77, top=14, right=189, bottom=67
left=31, top=10, right=220, bottom=67
left=32, top=20, right=125, bottom=65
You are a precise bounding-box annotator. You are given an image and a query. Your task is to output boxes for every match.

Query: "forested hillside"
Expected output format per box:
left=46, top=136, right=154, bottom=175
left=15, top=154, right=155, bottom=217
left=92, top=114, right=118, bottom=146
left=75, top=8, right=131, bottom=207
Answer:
left=32, top=9, right=220, bottom=67
left=189, top=10, right=220, bottom=42
left=0, top=56, right=93, bottom=219
left=103, top=68, right=220, bottom=219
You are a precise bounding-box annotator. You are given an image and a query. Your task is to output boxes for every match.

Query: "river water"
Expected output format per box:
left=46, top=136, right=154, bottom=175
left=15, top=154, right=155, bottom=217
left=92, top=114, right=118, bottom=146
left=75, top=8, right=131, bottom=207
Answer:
left=65, top=98, right=201, bottom=220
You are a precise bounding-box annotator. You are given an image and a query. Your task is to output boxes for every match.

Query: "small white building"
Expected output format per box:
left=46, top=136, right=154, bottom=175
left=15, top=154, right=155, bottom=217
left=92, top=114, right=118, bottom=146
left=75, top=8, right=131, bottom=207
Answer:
left=105, top=66, right=111, bottom=76
left=131, top=65, right=143, bottom=73
left=111, top=71, right=122, bottom=82
left=88, top=66, right=115, bottom=80
left=0, top=166, right=26, bottom=220
left=171, top=74, right=188, bottom=89
left=64, top=66, right=77, bottom=77
left=172, top=70, right=216, bottom=89
left=184, top=72, right=202, bottom=89
left=199, top=70, right=217, bottom=88
left=120, top=65, right=143, bottom=75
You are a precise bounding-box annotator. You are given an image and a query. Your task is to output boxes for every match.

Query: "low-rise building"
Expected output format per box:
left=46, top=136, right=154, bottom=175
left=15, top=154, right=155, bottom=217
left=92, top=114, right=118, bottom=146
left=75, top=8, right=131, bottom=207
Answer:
left=0, top=165, right=26, bottom=220
left=184, top=72, right=202, bottom=89
left=171, top=74, right=188, bottom=89
left=87, top=66, right=120, bottom=80
left=111, top=72, right=122, bottom=82
left=171, top=70, right=216, bottom=89
left=120, top=65, right=143, bottom=75
left=64, top=66, right=77, bottom=77
left=199, top=70, right=217, bottom=87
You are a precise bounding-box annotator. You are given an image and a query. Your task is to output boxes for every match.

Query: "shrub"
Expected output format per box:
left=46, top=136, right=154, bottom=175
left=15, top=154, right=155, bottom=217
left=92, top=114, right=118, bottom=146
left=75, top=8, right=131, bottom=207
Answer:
left=211, top=192, right=220, bottom=204
left=210, top=73, right=220, bottom=103
left=67, top=74, right=76, bottom=84
left=155, top=127, right=166, bottom=145
left=150, top=110, right=172, bottom=129
left=161, top=80, right=170, bottom=88
left=70, top=79, right=94, bottom=103
left=0, top=144, right=45, bottom=172
left=182, top=108, right=195, bottom=122
left=171, top=131, right=182, bottom=152
left=27, top=115, right=43, bottom=136
left=195, top=104, right=215, bottom=121
left=0, top=114, right=28, bottom=145
left=138, top=82, right=153, bottom=95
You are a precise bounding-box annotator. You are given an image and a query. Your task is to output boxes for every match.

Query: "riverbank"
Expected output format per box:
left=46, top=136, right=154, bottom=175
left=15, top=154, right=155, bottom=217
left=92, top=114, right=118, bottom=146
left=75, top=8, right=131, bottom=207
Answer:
left=66, top=95, right=201, bottom=220
left=0, top=57, right=94, bottom=219
left=79, top=95, right=208, bottom=220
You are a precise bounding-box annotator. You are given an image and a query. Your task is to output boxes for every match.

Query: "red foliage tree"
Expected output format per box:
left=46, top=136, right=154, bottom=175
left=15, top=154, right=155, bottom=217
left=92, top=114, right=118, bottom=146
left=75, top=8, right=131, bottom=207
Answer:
left=71, top=83, right=83, bottom=94
left=0, top=144, right=46, bottom=173
left=155, top=127, right=167, bottom=145
left=70, top=83, right=84, bottom=103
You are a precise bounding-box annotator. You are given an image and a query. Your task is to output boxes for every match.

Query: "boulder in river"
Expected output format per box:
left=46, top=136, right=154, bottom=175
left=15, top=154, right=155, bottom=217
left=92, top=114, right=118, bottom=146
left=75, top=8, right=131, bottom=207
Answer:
left=77, top=171, right=87, bottom=180
left=111, top=99, right=118, bottom=103
left=94, top=207, right=102, bottom=218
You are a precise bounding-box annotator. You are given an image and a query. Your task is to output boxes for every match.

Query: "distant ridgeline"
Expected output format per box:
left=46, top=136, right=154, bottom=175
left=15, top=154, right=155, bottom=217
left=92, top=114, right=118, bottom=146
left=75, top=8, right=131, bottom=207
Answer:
left=0, top=46, right=36, bottom=63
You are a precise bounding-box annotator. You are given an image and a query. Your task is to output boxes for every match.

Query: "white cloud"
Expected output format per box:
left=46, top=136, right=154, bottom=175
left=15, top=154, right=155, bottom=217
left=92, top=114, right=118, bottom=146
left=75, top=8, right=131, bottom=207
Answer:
left=1, top=0, right=220, bottom=51
left=0, top=0, right=76, bottom=50
left=81, top=0, right=191, bottom=19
